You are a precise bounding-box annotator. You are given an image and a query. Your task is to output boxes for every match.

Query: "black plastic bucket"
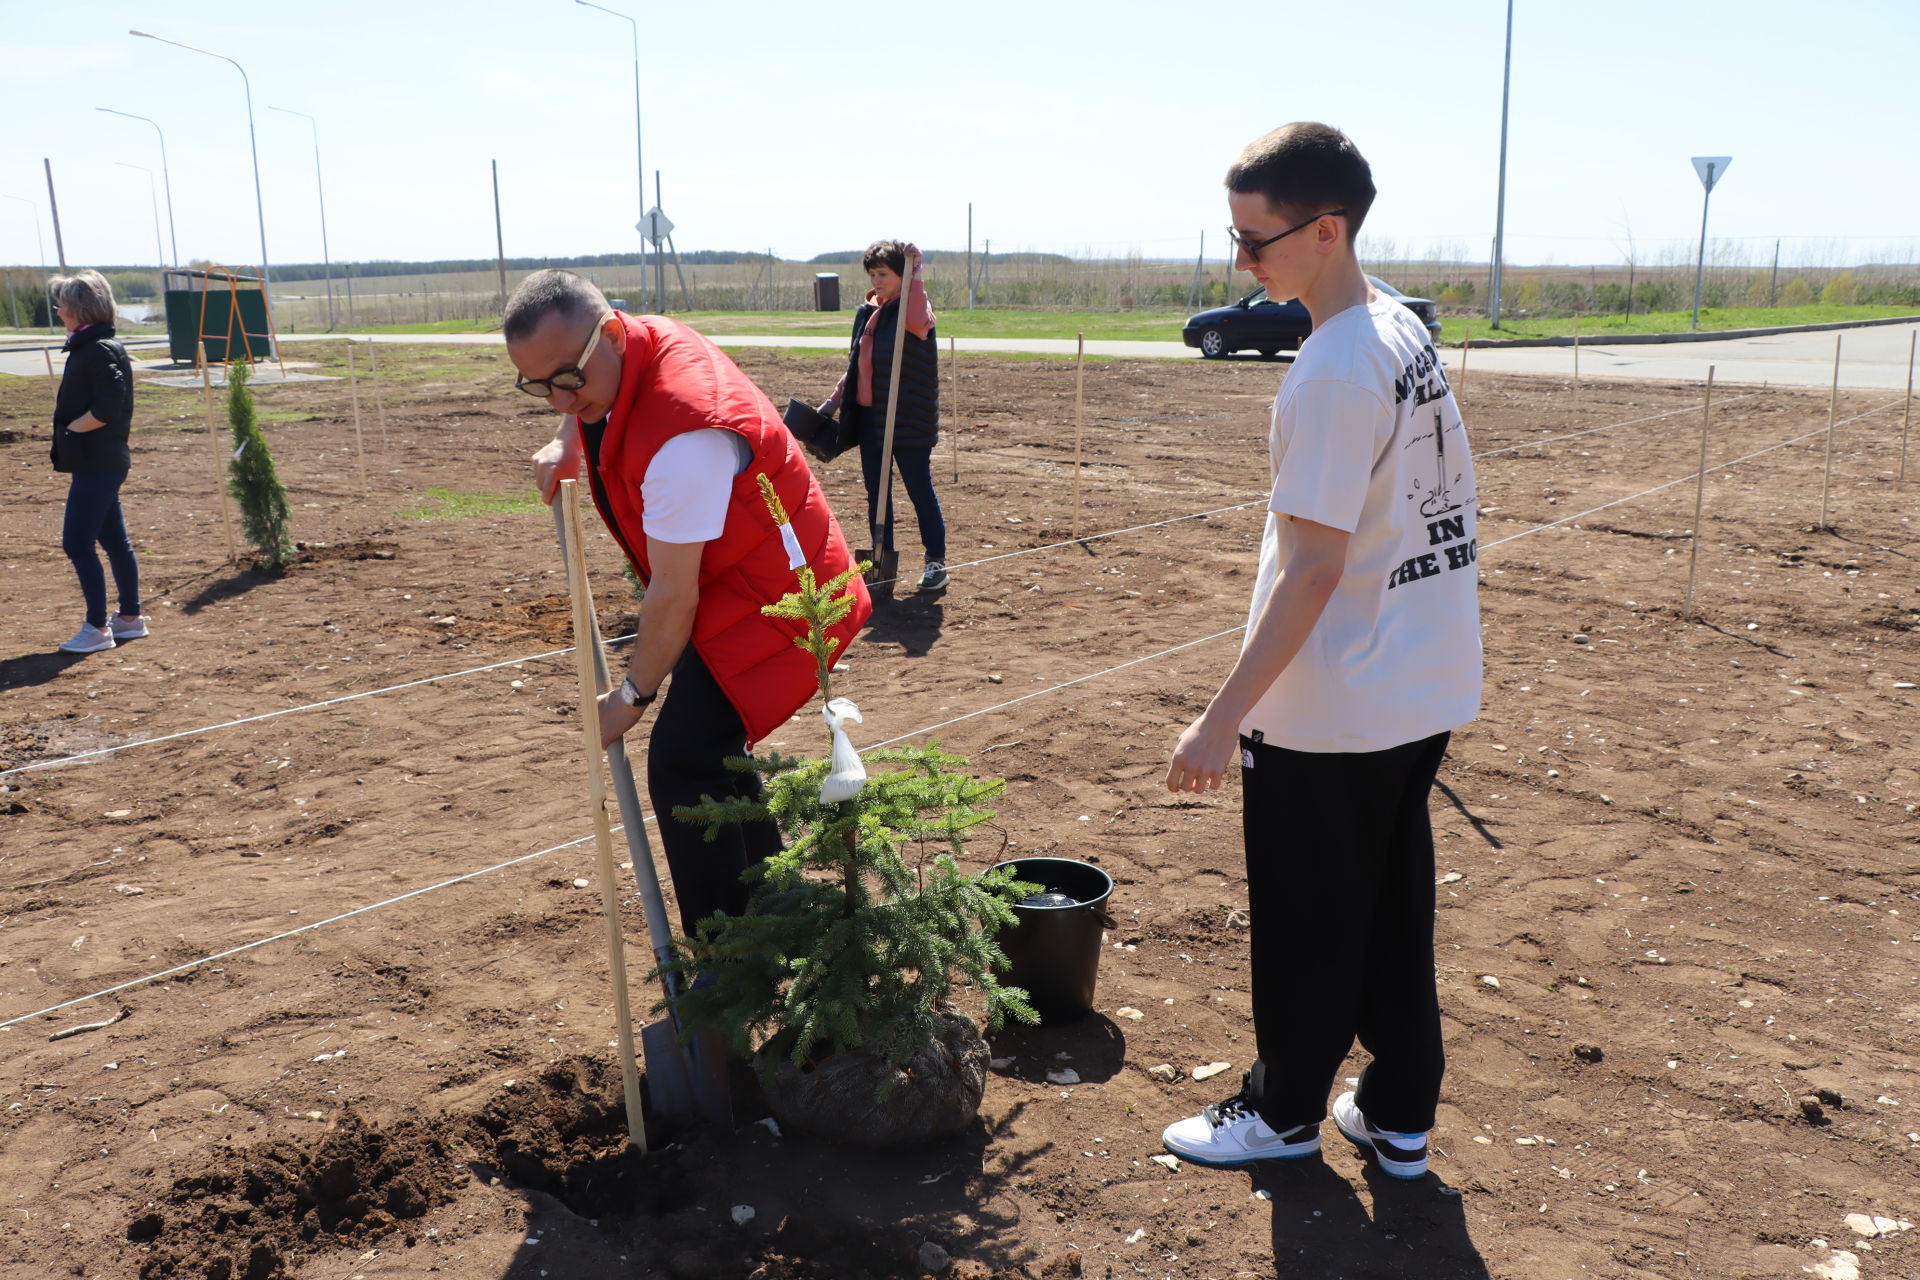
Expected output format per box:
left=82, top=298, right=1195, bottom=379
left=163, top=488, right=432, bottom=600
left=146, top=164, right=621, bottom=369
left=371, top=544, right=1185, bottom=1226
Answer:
left=990, top=857, right=1115, bottom=1025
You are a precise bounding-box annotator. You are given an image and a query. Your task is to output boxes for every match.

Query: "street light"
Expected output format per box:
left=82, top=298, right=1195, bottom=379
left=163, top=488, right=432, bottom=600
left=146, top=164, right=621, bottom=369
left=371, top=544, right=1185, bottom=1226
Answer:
left=575, top=0, right=649, bottom=313
left=0, top=192, right=54, bottom=332
left=129, top=30, right=271, bottom=299
left=115, top=162, right=167, bottom=272
left=268, top=105, right=335, bottom=330
left=97, top=108, right=178, bottom=267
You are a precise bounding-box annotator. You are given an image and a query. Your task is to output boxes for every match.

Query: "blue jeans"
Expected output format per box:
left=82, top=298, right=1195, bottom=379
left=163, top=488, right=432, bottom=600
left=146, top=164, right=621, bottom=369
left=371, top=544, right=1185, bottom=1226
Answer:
left=858, top=438, right=946, bottom=562
left=62, top=470, right=141, bottom=629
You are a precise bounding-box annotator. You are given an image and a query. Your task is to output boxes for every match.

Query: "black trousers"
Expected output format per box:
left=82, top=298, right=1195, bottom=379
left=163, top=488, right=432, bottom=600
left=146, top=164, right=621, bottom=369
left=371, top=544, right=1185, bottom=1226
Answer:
left=1241, top=730, right=1450, bottom=1135
left=646, top=647, right=782, bottom=938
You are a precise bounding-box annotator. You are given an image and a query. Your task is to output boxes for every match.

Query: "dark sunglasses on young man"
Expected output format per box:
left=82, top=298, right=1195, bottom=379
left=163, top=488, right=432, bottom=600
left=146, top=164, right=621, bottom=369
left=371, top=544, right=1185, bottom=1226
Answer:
left=1226, top=208, right=1347, bottom=260
left=513, top=314, right=609, bottom=397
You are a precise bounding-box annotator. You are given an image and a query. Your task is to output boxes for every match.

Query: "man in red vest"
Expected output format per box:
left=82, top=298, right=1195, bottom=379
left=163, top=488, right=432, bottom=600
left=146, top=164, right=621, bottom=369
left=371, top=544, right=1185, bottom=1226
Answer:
left=506, top=269, right=872, bottom=936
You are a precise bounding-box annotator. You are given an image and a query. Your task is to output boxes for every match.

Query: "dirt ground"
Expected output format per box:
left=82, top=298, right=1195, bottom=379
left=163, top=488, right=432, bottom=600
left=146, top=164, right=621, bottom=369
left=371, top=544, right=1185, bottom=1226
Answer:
left=1, top=339, right=1917, bottom=1280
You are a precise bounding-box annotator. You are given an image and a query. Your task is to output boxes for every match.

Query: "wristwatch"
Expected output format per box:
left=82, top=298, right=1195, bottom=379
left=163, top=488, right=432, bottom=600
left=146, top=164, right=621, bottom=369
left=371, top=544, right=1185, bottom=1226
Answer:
left=617, top=676, right=656, bottom=708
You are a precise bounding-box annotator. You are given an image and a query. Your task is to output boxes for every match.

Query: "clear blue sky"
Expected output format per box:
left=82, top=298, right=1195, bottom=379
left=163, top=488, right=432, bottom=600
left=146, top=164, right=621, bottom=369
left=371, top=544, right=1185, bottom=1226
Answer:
left=4, top=0, right=1914, bottom=274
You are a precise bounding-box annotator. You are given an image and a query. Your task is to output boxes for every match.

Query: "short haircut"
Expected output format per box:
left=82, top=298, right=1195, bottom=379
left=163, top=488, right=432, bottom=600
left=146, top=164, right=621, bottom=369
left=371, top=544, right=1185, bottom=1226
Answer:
left=502, top=269, right=609, bottom=342
left=862, top=240, right=907, bottom=275
left=51, top=269, right=116, bottom=326
left=1225, top=122, right=1376, bottom=238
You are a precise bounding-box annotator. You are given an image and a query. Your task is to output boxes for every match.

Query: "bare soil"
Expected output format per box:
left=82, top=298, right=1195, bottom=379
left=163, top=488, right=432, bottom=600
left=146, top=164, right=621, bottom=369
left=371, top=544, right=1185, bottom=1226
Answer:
left=2, top=341, right=1917, bottom=1280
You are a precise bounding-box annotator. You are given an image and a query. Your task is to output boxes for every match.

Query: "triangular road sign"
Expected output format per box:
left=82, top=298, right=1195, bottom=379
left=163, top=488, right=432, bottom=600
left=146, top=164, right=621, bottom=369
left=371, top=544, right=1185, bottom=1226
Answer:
left=1691, top=156, right=1732, bottom=192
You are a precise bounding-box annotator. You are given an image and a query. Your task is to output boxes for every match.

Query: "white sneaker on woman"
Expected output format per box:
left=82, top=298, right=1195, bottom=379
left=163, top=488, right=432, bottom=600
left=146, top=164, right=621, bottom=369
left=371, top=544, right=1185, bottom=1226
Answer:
left=110, top=615, right=149, bottom=640
left=59, top=624, right=116, bottom=654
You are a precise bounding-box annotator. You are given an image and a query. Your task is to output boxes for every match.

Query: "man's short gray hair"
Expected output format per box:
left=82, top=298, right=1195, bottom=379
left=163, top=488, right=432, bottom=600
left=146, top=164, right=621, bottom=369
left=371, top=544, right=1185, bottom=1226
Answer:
left=502, top=269, right=609, bottom=342
left=50, top=269, right=116, bottom=327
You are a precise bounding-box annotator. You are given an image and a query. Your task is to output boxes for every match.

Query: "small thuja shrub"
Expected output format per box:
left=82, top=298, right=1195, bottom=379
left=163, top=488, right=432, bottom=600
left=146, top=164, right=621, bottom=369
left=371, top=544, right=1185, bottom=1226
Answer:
left=663, top=476, right=1037, bottom=1074
left=225, top=362, right=294, bottom=571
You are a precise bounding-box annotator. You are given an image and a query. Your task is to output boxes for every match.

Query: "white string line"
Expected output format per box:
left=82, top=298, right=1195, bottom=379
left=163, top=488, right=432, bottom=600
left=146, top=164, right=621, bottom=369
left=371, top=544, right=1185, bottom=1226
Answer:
left=0, top=649, right=575, bottom=780
left=1, top=392, right=1790, bottom=781
left=0, top=832, right=596, bottom=1030
left=1481, top=397, right=1905, bottom=550
left=0, top=502, right=1266, bottom=781
left=7, top=400, right=1902, bottom=1032
left=1477, top=391, right=1764, bottom=459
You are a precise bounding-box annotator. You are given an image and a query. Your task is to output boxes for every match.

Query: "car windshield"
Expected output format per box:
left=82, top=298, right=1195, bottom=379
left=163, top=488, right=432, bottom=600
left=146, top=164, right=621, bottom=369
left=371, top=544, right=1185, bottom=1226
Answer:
left=1366, top=275, right=1407, bottom=298
left=1245, top=286, right=1296, bottom=306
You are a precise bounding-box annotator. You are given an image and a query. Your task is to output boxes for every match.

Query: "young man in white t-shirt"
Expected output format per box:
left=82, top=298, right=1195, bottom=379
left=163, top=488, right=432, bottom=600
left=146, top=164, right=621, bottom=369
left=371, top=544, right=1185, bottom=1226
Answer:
left=1160, top=123, right=1482, bottom=1180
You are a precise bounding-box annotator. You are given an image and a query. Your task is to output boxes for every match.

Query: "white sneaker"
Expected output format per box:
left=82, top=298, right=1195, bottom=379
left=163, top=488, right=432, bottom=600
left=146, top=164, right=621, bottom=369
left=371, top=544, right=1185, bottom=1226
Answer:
left=59, top=625, right=115, bottom=654
left=1332, top=1091, right=1429, bottom=1179
left=110, top=615, right=149, bottom=640
left=1162, top=1071, right=1322, bottom=1167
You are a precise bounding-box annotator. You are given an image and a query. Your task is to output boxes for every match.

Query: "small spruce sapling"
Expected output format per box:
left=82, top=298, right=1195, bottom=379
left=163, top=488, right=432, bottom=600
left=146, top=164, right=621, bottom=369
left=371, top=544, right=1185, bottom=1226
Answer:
left=663, top=476, right=1037, bottom=1077
left=225, top=362, right=295, bottom=571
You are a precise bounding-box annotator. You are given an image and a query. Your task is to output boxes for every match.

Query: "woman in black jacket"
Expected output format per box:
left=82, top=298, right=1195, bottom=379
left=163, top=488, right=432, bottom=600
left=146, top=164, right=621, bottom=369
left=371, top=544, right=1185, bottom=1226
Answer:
left=49, top=269, right=146, bottom=654
left=819, top=240, right=947, bottom=591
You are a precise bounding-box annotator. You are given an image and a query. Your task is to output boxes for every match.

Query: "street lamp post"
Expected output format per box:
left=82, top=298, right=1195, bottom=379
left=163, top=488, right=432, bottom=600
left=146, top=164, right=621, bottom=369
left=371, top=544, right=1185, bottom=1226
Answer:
left=575, top=0, right=649, bottom=313
left=115, top=162, right=166, bottom=272
left=129, top=30, right=272, bottom=299
left=269, top=106, right=335, bottom=329
left=97, top=108, right=178, bottom=267
left=0, top=192, right=54, bottom=331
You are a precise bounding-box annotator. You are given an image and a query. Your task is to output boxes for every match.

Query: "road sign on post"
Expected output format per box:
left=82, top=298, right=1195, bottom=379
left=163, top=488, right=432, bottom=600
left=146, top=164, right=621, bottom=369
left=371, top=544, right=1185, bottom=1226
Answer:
left=1689, top=156, right=1732, bottom=331
left=637, top=207, right=673, bottom=246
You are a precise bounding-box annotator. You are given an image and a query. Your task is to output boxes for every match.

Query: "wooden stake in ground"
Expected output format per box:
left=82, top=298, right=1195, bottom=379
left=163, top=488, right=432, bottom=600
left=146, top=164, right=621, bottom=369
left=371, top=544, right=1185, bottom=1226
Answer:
left=43, top=347, right=56, bottom=394
left=558, top=478, right=648, bottom=1154
left=1818, top=333, right=1842, bottom=528
left=949, top=335, right=959, bottom=483
left=1071, top=332, right=1086, bottom=539
left=197, top=341, right=239, bottom=563
left=367, top=338, right=390, bottom=448
left=346, top=345, right=368, bottom=495
left=1572, top=316, right=1581, bottom=408
left=1683, top=366, right=1716, bottom=621
left=1900, top=329, right=1915, bottom=484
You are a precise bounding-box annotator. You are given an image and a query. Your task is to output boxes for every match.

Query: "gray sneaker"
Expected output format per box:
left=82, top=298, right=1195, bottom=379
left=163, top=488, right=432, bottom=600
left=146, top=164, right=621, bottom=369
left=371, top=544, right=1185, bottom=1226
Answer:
left=110, top=615, right=149, bottom=640
left=59, top=624, right=115, bottom=654
left=919, top=561, right=949, bottom=590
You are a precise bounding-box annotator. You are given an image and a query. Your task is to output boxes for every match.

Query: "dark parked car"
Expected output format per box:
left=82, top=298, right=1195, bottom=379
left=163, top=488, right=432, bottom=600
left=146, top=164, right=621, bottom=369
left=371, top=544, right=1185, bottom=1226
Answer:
left=1181, top=275, right=1442, bottom=358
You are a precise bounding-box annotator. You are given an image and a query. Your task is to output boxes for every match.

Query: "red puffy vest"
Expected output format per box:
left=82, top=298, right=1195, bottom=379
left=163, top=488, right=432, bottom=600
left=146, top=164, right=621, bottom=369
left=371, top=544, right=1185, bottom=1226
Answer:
left=589, top=313, right=872, bottom=744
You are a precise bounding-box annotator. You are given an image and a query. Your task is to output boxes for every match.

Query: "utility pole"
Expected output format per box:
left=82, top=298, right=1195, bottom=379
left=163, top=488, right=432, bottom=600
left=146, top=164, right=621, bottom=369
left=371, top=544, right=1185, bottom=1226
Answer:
left=44, top=160, right=68, bottom=271
left=1489, top=0, right=1513, bottom=329
left=492, top=160, right=508, bottom=307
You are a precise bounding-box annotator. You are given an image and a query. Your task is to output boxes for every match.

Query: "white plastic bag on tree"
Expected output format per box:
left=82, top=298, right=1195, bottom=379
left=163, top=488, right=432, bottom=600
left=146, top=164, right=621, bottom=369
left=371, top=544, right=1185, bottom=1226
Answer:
left=820, top=698, right=867, bottom=803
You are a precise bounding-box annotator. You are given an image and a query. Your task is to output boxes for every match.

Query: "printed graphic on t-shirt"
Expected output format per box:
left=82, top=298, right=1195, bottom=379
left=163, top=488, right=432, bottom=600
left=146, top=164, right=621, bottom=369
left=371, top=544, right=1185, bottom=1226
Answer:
left=1388, top=344, right=1476, bottom=592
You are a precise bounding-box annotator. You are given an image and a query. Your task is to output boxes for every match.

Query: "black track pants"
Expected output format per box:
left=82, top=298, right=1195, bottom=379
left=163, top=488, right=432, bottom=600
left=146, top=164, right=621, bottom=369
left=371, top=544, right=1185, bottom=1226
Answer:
left=1240, top=730, right=1450, bottom=1135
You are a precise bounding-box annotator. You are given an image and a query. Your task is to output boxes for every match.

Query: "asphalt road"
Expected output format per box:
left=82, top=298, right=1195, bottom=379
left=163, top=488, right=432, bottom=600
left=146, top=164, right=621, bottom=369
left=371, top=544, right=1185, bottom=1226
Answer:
left=4, top=321, right=1915, bottom=391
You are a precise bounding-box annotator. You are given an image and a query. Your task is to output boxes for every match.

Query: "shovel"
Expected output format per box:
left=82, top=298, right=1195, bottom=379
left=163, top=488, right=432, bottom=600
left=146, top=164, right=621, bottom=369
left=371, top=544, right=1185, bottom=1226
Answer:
left=859, top=251, right=917, bottom=604
left=552, top=489, right=732, bottom=1128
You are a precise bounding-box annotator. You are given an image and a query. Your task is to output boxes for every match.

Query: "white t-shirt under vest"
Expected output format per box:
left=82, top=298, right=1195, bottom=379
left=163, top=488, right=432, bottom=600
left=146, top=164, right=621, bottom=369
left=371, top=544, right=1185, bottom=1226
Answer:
left=1238, top=291, right=1482, bottom=753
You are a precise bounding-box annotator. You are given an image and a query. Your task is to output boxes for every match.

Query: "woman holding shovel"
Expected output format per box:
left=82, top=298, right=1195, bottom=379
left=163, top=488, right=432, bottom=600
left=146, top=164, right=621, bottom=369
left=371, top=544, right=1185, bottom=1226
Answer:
left=819, top=240, right=947, bottom=591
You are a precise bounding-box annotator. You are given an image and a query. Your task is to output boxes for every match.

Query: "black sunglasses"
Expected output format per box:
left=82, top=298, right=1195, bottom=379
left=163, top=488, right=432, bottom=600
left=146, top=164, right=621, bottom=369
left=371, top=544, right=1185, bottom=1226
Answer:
left=1226, top=209, right=1347, bottom=259
left=514, top=316, right=607, bottom=397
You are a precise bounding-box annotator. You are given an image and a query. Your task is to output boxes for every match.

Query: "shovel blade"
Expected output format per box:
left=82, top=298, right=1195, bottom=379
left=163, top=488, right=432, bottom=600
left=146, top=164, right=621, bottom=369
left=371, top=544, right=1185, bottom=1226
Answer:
left=641, top=1019, right=695, bottom=1117
left=856, top=547, right=899, bottom=603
